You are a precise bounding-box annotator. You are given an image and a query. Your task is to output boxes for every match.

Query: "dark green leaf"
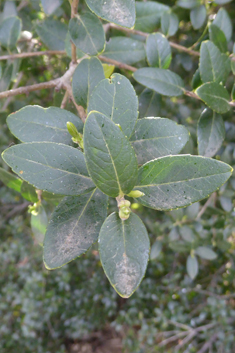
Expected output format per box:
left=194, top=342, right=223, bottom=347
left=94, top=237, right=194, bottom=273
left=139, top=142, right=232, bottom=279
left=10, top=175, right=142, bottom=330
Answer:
left=2, top=142, right=95, bottom=196
left=0, top=64, right=13, bottom=92
left=35, top=19, right=67, bottom=50
left=196, top=82, right=230, bottom=114
left=21, top=181, right=38, bottom=202
left=197, top=108, right=225, bottom=157
left=102, top=37, right=145, bottom=66
left=146, top=33, right=172, bottom=69
left=195, top=246, right=217, bottom=260
left=161, top=11, right=179, bottom=37
left=0, top=16, right=22, bottom=50
left=99, top=212, right=150, bottom=298
left=134, top=155, right=232, bottom=210
left=133, top=68, right=185, bottom=97
left=64, top=32, right=85, bottom=59
left=72, top=57, right=105, bottom=109
left=0, top=167, right=22, bottom=192
left=69, top=13, right=105, bottom=56
left=7, top=105, right=83, bottom=145
left=130, top=118, right=189, bottom=165
left=209, top=24, right=227, bottom=53
left=213, top=8, right=232, bottom=42
left=135, top=1, right=169, bottom=32
left=191, top=68, right=202, bottom=90
left=187, top=255, right=198, bottom=279
left=139, top=89, right=161, bottom=118
left=44, top=188, right=108, bottom=269
left=42, top=191, right=63, bottom=205
left=85, top=0, right=135, bottom=28
left=88, top=73, right=138, bottom=138
left=190, top=5, right=206, bottom=30
left=150, top=240, right=162, bottom=260
left=199, top=41, right=229, bottom=83
left=31, top=204, right=48, bottom=246
left=41, top=0, right=62, bottom=15
left=84, top=111, right=138, bottom=197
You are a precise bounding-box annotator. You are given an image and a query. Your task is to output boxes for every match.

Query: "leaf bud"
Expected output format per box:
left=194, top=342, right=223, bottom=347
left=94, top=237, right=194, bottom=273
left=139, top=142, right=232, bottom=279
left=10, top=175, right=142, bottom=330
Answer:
left=119, top=207, right=131, bottom=221
left=67, top=121, right=79, bottom=138
left=127, top=190, right=145, bottom=198
left=118, top=200, right=131, bottom=208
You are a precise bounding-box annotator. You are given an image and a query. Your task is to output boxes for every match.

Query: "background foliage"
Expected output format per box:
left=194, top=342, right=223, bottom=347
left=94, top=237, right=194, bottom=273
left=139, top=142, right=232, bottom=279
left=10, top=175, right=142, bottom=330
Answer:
left=1, top=0, right=235, bottom=352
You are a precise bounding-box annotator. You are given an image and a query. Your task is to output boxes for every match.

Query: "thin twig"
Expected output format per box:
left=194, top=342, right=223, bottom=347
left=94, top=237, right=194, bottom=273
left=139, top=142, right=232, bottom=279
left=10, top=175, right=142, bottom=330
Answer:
left=99, top=55, right=137, bottom=72
left=175, top=330, right=197, bottom=351
left=0, top=50, right=66, bottom=61
left=60, top=90, right=69, bottom=109
left=197, top=333, right=218, bottom=353
left=1, top=72, right=23, bottom=111
left=65, top=84, right=86, bottom=122
left=70, top=0, right=79, bottom=63
left=196, top=193, right=216, bottom=220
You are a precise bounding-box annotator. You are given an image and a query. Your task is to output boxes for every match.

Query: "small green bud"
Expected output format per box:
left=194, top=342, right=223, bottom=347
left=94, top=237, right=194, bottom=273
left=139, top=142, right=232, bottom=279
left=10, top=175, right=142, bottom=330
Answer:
left=119, top=207, right=131, bottom=221
left=127, top=190, right=145, bottom=198
left=28, top=203, right=39, bottom=215
left=67, top=122, right=79, bottom=138
left=118, top=200, right=131, bottom=208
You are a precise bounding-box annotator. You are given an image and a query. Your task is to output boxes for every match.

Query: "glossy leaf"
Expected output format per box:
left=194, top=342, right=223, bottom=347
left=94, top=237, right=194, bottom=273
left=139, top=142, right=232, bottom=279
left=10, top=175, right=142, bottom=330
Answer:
left=0, top=167, right=22, bottom=193
left=209, top=24, right=227, bottom=53
left=187, top=255, right=198, bottom=279
left=84, top=112, right=138, bottom=197
left=139, top=89, right=161, bottom=118
left=197, top=108, right=225, bottom=157
left=135, top=1, right=169, bottom=32
left=196, top=83, right=230, bottom=114
left=146, top=33, right=172, bottom=69
left=99, top=212, right=150, bottom=298
left=35, top=19, right=67, bottom=50
left=41, top=0, right=62, bottom=15
left=85, top=0, right=135, bottom=28
left=195, top=246, right=217, bottom=260
left=44, top=188, right=108, bottom=269
left=69, top=13, right=105, bottom=56
left=130, top=118, right=189, bottom=165
left=0, top=16, right=22, bottom=50
left=133, top=68, right=185, bottom=97
left=134, top=155, right=232, bottom=210
left=161, top=11, right=179, bottom=37
left=31, top=204, right=48, bottom=246
left=102, top=37, right=145, bottom=66
left=213, top=7, right=232, bottom=42
left=7, top=106, right=83, bottom=145
left=88, top=73, right=138, bottom=138
left=2, top=142, right=95, bottom=196
left=72, top=57, right=105, bottom=109
left=199, top=41, right=230, bottom=83
left=190, top=5, right=206, bottom=30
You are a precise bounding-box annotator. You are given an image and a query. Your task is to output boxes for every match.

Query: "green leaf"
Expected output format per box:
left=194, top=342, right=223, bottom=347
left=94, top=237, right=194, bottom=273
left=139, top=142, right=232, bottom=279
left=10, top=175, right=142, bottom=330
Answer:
left=99, top=212, right=150, bottom=298
left=85, top=0, right=135, bottom=28
left=161, top=11, right=179, bottom=37
left=190, top=5, right=207, bottom=30
left=102, top=64, right=115, bottom=78
left=3, top=1, right=17, bottom=19
left=197, top=108, right=225, bottom=157
left=133, top=68, right=185, bottom=97
left=150, top=240, right=162, bottom=260
left=177, top=0, right=200, bottom=9
left=179, top=225, right=196, bottom=242
left=199, top=41, right=230, bottom=83
left=213, top=8, right=232, bottom=42
left=135, top=1, right=169, bottom=32
left=21, top=181, right=38, bottom=202
left=42, top=191, right=63, bottom=205
left=30, top=204, right=48, bottom=246
left=102, top=37, right=145, bottom=66
left=7, top=105, right=83, bottom=145
left=84, top=111, right=138, bottom=197
left=0, top=16, right=22, bottom=50
left=0, top=167, right=22, bottom=192
left=35, top=19, right=67, bottom=50
left=139, top=89, right=161, bottom=119
left=196, top=82, right=230, bottom=114
left=44, top=188, right=108, bottom=269
left=64, top=32, right=85, bottom=59
left=134, top=155, right=232, bottom=210
left=187, top=255, right=198, bottom=279
left=214, top=0, right=232, bottom=5
left=130, top=118, right=189, bottom=165
left=88, top=73, right=138, bottom=138
left=41, top=0, right=62, bottom=15
left=191, top=68, right=202, bottom=90
left=69, top=13, right=105, bottom=56
left=0, top=64, right=13, bottom=92
left=72, top=57, right=105, bottom=110
left=2, top=142, right=95, bottom=196
left=195, top=246, right=217, bottom=260
left=209, top=25, right=227, bottom=53
left=146, top=33, right=172, bottom=69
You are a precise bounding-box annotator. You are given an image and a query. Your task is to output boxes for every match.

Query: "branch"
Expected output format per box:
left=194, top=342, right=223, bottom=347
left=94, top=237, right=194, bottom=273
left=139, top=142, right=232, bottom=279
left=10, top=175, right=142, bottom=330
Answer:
left=197, top=333, right=218, bottom=353
left=70, top=0, right=79, bottom=63
left=0, top=50, right=66, bottom=61
left=1, top=72, right=23, bottom=111
left=98, top=55, right=137, bottom=72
